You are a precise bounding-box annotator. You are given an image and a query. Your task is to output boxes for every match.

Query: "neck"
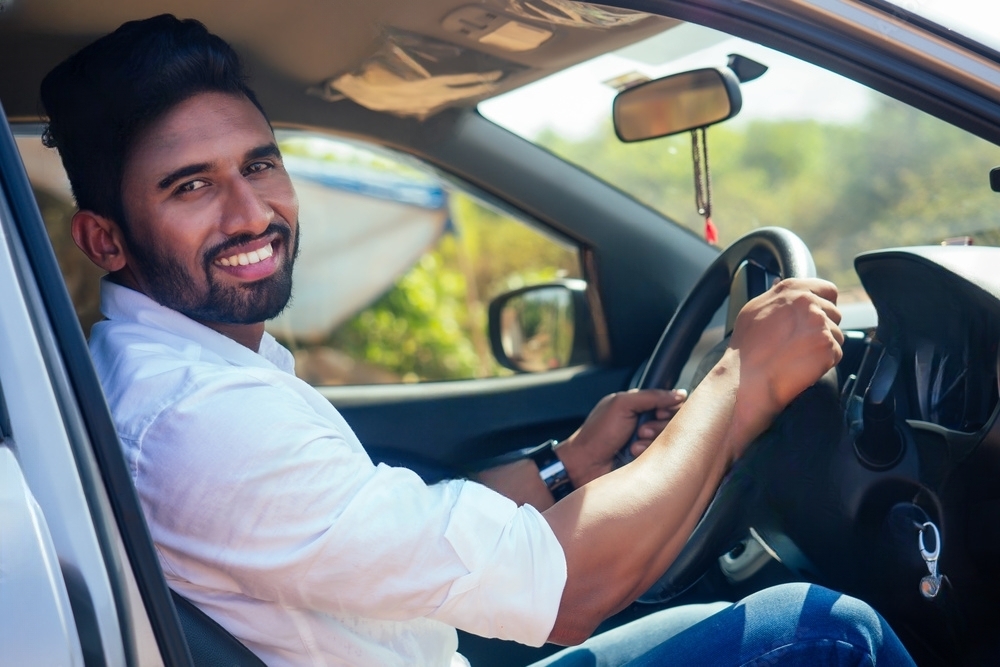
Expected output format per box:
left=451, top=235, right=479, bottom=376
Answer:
left=110, top=271, right=267, bottom=352
left=200, top=320, right=266, bottom=352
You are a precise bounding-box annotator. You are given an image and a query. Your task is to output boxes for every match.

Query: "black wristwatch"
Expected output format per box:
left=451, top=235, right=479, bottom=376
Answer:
left=529, top=439, right=574, bottom=501
left=467, top=438, right=576, bottom=501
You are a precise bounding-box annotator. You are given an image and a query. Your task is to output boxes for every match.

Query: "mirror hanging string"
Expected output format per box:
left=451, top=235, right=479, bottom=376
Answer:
left=691, top=127, right=718, bottom=245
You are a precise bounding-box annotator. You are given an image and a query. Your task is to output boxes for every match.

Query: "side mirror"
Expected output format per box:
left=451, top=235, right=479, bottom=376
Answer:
left=488, top=280, right=592, bottom=373
left=613, top=67, right=742, bottom=142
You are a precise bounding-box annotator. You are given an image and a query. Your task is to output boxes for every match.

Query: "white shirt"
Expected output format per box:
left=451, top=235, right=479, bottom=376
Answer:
left=89, top=280, right=567, bottom=666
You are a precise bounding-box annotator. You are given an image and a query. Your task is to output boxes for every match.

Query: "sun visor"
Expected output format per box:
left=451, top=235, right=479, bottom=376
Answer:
left=504, top=0, right=651, bottom=29
left=312, top=31, right=524, bottom=119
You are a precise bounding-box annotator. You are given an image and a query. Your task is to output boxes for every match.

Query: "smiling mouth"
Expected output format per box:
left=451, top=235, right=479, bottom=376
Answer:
left=215, top=242, right=275, bottom=267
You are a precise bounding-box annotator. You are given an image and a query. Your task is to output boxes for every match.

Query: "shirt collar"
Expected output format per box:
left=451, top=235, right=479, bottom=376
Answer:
left=99, top=277, right=295, bottom=374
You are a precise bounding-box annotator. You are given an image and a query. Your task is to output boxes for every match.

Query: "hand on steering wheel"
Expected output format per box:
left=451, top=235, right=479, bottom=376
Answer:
left=556, top=388, right=687, bottom=487
left=622, top=227, right=833, bottom=602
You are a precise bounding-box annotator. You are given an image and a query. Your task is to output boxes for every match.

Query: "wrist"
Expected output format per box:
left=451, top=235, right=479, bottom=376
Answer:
left=715, top=348, right=778, bottom=462
left=475, top=459, right=556, bottom=510
left=552, top=435, right=609, bottom=488
left=530, top=439, right=575, bottom=501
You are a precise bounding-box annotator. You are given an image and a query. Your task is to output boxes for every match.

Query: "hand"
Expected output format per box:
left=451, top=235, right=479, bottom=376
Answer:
left=556, top=388, right=687, bottom=487
left=726, top=277, right=844, bottom=453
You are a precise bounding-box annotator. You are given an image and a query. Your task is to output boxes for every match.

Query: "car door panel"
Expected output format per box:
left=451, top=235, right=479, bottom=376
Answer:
left=325, top=365, right=633, bottom=473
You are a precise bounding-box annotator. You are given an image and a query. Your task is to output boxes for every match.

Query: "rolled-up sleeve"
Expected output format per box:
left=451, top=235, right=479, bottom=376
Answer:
left=132, top=367, right=567, bottom=648
left=432, top=482, right=566, bottom=645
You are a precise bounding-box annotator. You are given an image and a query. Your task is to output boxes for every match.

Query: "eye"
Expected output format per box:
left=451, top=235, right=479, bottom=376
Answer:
left=176, top=179, right=209, bottom=194
left=245, top=160, right=273, bottom=175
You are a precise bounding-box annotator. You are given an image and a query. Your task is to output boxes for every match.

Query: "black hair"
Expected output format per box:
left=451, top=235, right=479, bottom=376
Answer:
left=40, top=14, right=268, bottom=230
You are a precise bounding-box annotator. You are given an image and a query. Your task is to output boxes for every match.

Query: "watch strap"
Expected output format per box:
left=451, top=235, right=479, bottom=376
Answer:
left=466, top=438, right=575, bottom=501
left=529, top=439, right=574, bottom=501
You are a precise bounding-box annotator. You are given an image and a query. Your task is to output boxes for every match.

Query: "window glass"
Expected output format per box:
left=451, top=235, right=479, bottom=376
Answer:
left=17, top=128, right=582, bottom=386
left=273, top=132, right=581, bottom=385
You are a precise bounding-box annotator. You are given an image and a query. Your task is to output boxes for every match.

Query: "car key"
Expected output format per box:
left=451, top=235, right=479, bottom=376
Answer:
left=917, top=521, right=943, bottom=599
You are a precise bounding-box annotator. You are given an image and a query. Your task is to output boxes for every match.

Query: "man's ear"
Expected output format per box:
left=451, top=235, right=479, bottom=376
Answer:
left=70, top=210, right=128, bottom=272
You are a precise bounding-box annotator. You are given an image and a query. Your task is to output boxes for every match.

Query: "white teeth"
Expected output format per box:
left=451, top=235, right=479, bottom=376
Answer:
left=217, top=242, right=274, bottom=268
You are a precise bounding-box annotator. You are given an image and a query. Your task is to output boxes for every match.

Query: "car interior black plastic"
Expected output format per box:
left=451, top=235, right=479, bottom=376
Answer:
left=170, top=591, right=266, bottom=667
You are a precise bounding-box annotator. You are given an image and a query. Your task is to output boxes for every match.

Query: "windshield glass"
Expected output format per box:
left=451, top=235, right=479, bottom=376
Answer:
left=480, top=21, right=1000, bottom=296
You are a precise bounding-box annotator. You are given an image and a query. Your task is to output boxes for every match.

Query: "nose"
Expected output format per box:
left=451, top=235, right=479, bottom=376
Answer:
left=220, top=173, right=274, bottom=237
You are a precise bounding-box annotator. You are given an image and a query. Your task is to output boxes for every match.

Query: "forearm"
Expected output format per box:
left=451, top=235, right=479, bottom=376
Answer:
left=476, top=458, right=556, bottom=510
left=543, top=350, right=753, bottom=645
left=540, top=278, right=843, bottom=645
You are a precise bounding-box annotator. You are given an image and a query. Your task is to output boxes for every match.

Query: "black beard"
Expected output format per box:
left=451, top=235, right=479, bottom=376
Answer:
left=126, top=221, right=300, bottom=325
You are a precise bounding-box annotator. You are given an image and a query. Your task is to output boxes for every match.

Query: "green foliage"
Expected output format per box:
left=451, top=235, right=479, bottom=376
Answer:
left=319, top=191, right=580, bottom=382
left=328, top=252, right=481, bottom=382
left=449, top=193, right=580, bottom=299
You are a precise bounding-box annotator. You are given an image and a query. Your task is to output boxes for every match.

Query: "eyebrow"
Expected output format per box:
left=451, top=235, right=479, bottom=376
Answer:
left=247, top=143, right=281, bottom=162
left=156, top=143, right=282, bottom=191
left=157, top=162, right=211, bottom=191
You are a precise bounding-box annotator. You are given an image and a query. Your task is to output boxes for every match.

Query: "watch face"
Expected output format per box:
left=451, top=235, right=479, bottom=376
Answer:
left=527, top=439, right=573, bottom=499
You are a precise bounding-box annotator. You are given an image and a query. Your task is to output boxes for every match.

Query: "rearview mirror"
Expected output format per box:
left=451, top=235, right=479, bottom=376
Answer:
left=488, top=280, right=592, bottom=373
left=613, top=68, right=742, bottom=142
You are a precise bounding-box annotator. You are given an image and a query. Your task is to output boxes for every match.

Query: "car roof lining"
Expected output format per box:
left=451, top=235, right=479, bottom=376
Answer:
left=0, top=0, right=677, bottom=121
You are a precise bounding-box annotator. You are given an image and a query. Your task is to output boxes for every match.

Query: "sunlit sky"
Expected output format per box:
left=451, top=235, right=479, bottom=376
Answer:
left=480, top=0, right=1000, bottom=141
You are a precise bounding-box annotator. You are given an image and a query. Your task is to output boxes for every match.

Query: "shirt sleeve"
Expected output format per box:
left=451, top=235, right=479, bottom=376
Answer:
left=131, top=368, right=567, bottom=646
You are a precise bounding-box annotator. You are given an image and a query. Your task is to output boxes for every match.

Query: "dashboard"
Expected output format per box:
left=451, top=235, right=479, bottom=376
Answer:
left=853, top=246, right=1000, bottom=437
left=753, top=245, right=1000, bottom=664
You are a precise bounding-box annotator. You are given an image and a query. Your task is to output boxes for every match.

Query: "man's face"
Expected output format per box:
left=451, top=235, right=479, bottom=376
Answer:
left=119, top=92, right=299, bottom=325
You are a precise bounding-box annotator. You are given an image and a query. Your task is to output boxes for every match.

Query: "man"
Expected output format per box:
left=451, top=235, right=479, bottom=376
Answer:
left=39, top=14, right=914, bottom=667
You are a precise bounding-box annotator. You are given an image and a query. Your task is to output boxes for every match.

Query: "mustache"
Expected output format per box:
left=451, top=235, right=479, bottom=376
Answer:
left=203, top=222, right=293, bottom=268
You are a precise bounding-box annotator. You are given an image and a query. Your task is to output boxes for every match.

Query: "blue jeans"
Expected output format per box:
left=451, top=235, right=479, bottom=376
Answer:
left=530, top=583, right=915, bottom=666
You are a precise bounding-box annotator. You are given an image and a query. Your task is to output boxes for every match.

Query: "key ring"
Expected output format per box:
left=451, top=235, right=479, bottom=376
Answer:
left=918, top=521, right=940, bottom=562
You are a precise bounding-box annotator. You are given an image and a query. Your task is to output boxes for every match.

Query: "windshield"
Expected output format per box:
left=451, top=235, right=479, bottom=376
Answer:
left=480, top=20, right=1000, bottom=295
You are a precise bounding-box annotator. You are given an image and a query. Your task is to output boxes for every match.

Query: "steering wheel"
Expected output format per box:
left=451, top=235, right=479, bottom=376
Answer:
left=626, top=226, right=817, bottom=602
